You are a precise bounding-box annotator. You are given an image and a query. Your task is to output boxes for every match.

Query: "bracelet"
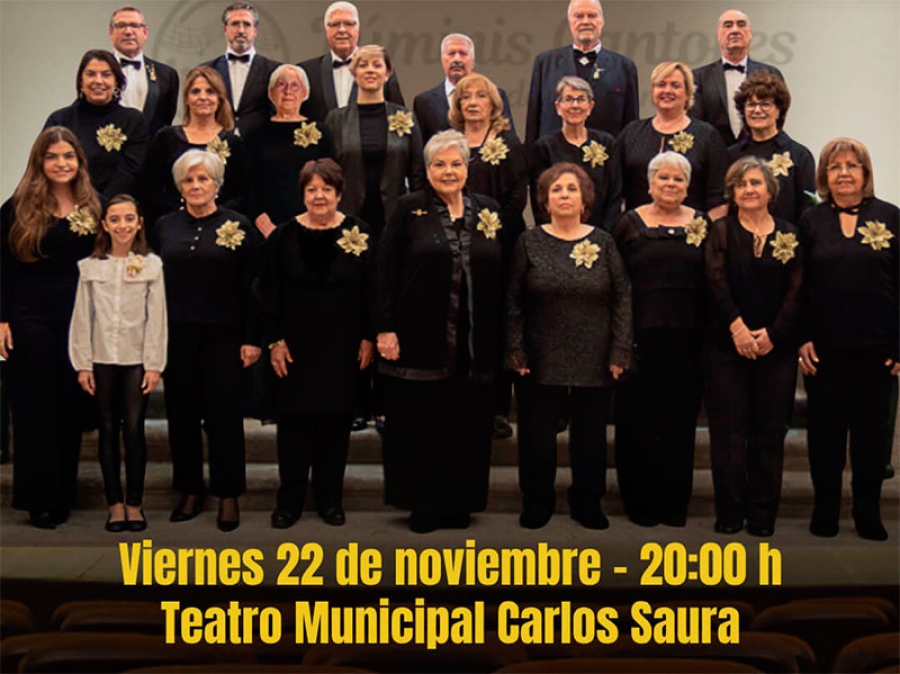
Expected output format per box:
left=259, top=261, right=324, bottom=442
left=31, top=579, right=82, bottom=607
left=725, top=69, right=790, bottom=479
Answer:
left=731, top=326, right=748, bottom=338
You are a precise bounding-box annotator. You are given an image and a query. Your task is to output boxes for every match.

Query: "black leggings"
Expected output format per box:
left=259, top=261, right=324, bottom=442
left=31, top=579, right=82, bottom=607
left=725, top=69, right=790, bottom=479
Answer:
left=94, top=364, right=148, bottom=506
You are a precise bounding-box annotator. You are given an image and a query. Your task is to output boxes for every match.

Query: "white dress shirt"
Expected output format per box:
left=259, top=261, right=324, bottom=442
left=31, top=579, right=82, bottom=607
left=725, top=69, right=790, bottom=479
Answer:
left=116, top=50, right=148, bottom=112
left=722, top=56, right=749, bottom=139
left=332, top=49, right=356, bottom=108
left=227, top=48, right=256, bottom=111
left=69, top=254, right=168, bottom=372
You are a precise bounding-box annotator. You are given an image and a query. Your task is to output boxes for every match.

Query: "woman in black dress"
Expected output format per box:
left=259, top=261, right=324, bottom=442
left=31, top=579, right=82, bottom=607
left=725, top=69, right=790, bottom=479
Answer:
left=152, top=150, right=262, bottom=531
left=448, top=71, right=528, bottom=439
left=729, top=70, right=815, bottom=224
left=326, top=45, right=425, bottom=432
left=532, top=76, right=622, bottom=232
left=377, top=130, right=503, bottom=533
left=506, top=163, right=632, bottom=530
left=44, top=50, right=148, bottom=199
left=613, top=151, right=709, bottom=527
left=245, top=65, right=334, bottom=238
left=141, top=66, right=245, bottom=228
left=254, top=159, right=373, bottom=529
left=0, top=127, right=101, bottom=528
left=798, top=138, right=898, bottom=541
left=704, top=156, right=802, bottom=537
left=617, top=62, right=729, bottom=219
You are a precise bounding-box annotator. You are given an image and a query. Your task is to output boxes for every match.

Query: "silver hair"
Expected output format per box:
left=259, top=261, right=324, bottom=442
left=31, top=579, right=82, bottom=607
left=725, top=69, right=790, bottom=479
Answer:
left=324, top=1, right=359, bottom=27
left=268, top=64, right=311, bottom=105
left=555, top=75, right=593, bottom=101
left=424, top=129, right=470, bottom=166
left=172, top=149, right=225, bottom=188
left=440, top=33, right=475, bottom=61
left=647, top=151, right=692, bottom=183
left=567, top=0, right=603, bottom=17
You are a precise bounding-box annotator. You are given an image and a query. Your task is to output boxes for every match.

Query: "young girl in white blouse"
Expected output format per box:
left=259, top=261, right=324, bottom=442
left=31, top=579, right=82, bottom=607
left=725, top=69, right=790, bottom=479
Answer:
left=69, top=194, right=167, bottom=532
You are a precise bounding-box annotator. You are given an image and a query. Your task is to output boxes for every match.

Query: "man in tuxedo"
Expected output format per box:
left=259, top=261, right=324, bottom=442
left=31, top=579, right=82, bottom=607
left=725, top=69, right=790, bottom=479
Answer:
left=298, top=1, right=404, bottom=123
left=413, top=33, right=516, bottom=143
left=690, top=9, right=785, bottom=146
left=203, top=2, right=280, bottom=136
left=526, top=0, right=638, bottom=146
left=108, top=5, right=179, bottom=136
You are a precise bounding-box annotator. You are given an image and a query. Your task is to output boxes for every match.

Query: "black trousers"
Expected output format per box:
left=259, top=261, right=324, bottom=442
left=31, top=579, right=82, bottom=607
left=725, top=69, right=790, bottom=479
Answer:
left=704, top=341, right=797, bottom=529
left=94, top=364, right=148, bottom=506
left=806, top=349, right=894, bottom=525
left=9, top=303, right=83, bottom=513
left=615, top=329, right=702, bottom=524
left=275, top=413, right=351, bottom=514
left=516, top=377, right=612, bottom=518
left=164, top=322, right=246, bottom=498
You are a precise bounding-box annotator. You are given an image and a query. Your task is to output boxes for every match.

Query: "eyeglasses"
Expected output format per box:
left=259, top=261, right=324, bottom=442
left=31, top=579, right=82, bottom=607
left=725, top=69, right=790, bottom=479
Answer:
left=112, top=22, right=145, bottom=30
left=274, top=81, right=304, bottom=92
left=745, top=100, right=775, bottom=111
left=559, top=96, right=590, bottom=105
left=326, top=20, right=358, bottom=29
left=826, top=162, right=863, bottom=173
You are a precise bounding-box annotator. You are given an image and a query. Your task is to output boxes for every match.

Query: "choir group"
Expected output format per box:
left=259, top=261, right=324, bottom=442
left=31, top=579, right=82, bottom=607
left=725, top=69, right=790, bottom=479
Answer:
left=1, top=1, right=896, bottom=541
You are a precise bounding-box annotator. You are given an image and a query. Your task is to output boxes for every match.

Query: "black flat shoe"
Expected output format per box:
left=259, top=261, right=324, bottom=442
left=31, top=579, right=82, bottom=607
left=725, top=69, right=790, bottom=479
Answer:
left=520, top=509, right=553, bottom=529
left=810, top=518, right=839, bottom=537
left=170, top=494, right=203, bottom=523
left=106, top=515, right=128, bottom=533
left=50, top=507, right=70, bottom=524
left=714, top=520, right=744, bottom=535
left=29, top=511, right=57, bottom=530
left=271, top=509, right=301, bottom=529
left=126, top=510, right=147, bottom=533
left=321, top=507, right=346, bottom=526
left=409, top=512, right=438, bottom=534
left=572, top=510, right=609, bottom=530
left=350, top=416, right=368, bottom=432
left=493, top=415, right=513, bottom=440
left=747, top=523, right=774, bottom=537
left=855, top=519, right=888, bottom=541
left=217, top=498, right=240, bottom=532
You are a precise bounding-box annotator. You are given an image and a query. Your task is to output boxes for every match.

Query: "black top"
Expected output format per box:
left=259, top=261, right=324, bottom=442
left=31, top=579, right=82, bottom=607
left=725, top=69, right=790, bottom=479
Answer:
left=45, top=98, right=149, bottom=199
left=466, top=130, right=528, bottom=248
left=253, top=214, right=373, bottom=414
left=532, top=129, right=623, bottom=231
left=728, top=131, right=816, bottom=224
left=798, top=199, right=899, bottom=361
left=617, top=117, right=729, bottom=212
left=152, top=207, right=261, bottom=344
left=0, top=199, right=96, bottom=322
left=377, top=190, right=504, bottom=384
left=358, top=103, right=389, bottom=232
left=505, top=226, right=633, bottom=387
left=140, top=126, right=245, bottom=227
left=704, top=214, right=803, bottom=354
left=613, top=209, right=709, bottom=332
left=243, top=119, right=335, bottom=224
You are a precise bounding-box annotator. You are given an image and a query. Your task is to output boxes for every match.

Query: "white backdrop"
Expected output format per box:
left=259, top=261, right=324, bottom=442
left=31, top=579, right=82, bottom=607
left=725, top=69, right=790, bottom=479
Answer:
left=1, top=0, right=898, bottom=203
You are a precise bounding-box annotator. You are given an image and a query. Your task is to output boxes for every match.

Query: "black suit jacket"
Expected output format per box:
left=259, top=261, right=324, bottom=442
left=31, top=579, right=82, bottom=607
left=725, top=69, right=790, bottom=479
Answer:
left=202, top=53, right=281, bottom=136
left=413, top=81, right=517, bottom=143
left=526, top=45, right=639, bottom=145
left=690, top=58, right=785, bottom=146
left=140, top=57, right=179, bottom=136
left=298, top=53, right=404, bottom=123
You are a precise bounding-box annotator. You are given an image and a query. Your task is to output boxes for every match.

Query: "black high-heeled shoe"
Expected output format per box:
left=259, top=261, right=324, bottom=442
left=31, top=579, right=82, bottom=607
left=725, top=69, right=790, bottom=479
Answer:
left=217, top=498, right=240, bottom=532
left=170, top=494, right=203, bottom=523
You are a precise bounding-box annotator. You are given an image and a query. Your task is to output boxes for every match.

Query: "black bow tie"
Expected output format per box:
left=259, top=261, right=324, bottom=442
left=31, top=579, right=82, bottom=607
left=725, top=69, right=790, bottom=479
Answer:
left=120, top=58, right=141, bottom=69
left=333, top=59, right=351, bottom=69
left=574, top=49, right=597, bottom=61
left=227, top=53, right=251, bottom=63
left=723, top=62, right=746, bottom=73
left=831, top=199, right=863, bottom=215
